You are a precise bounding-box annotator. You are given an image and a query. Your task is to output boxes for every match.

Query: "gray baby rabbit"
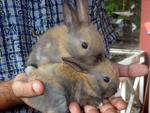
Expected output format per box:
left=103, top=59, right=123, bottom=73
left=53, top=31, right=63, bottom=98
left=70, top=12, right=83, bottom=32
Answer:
left=24, top=57, right=119, bottom=113
left=26, top=0, right=105, bottom=70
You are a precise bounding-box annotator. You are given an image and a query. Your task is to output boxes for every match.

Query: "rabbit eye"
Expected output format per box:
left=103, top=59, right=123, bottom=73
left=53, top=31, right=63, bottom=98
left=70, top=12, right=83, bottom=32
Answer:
left=81, top=42, right=88, bottom=49
left=103, top=76, right=111, bottom=83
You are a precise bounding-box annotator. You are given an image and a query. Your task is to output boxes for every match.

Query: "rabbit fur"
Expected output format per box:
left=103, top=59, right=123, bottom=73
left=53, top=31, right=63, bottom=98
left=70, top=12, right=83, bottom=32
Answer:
left=24, top=58, right=119, bottom=113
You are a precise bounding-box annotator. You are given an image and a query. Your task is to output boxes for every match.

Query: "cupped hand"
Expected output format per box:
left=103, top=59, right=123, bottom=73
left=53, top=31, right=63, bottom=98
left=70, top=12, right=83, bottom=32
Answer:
left=69, top=96, right=127, bottom=113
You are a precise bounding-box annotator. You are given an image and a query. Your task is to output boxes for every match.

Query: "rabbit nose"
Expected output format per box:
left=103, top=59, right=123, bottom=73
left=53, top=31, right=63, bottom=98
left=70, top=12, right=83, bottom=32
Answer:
left=103, top=87, right=118, bottom=99
left=83, top=54, right=104, bottom=65
left=96, top=53, right=104, bottom=61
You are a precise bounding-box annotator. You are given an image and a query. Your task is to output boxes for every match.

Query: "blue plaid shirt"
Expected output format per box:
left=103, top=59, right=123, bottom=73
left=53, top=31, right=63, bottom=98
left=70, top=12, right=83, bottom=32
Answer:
left=0, top=0, right=118, bottom=112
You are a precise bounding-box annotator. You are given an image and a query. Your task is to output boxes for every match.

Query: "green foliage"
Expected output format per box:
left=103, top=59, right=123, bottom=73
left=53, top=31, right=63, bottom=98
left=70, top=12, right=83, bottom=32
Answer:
left=105, top=0, right=123, bottom=16
left=104, top=0, right=136, bottom=16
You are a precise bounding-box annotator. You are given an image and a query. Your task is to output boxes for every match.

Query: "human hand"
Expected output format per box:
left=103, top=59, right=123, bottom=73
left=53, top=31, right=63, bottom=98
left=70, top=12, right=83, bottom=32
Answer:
left=69, top=63, right=148, bottom=113
left=12, top=73, right=45, bottom=103
left=114, top=63, right=148, bottom=77
left=69, top=96, right=127, bottom=113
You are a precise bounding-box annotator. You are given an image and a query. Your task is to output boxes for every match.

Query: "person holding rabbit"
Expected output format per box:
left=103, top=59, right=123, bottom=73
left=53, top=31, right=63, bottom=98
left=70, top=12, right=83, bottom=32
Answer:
left=0, top=0, right=148, bottom=113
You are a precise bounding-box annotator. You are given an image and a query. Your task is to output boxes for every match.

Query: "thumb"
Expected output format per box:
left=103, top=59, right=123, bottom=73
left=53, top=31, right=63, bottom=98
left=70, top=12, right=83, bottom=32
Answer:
left=12, top=74, right=44, bottom=97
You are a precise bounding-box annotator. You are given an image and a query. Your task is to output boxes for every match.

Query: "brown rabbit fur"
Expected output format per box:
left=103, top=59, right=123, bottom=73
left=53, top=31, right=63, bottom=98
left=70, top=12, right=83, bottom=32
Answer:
left=24, top=58, right=119, bottom=113
left=26, top=0, right=105, bottom=71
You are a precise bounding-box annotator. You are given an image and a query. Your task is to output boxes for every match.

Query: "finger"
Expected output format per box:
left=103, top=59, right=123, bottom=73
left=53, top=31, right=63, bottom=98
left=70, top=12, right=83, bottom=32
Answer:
left=99, top=103, right=117, bottom=113
left=110, top=97, right=127, bottom=110
left=69, top=102, right=81, bottom=113
left=12, top=80, right=44, bottom=97
left=128, top=64, right=148, bottom=77
left=117, top=64, right=148, bottom=77
left=84, top=105, right=99, bottom=113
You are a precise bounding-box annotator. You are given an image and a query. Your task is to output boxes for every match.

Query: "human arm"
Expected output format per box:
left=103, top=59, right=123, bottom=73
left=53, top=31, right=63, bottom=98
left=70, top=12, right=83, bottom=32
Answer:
left=0, top=80, right=22, bottom=111
left=0, top=74, right=44, bottom=111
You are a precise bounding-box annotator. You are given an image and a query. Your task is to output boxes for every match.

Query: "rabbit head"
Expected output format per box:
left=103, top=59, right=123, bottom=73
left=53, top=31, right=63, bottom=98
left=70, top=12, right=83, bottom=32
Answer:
left=26, top=0, right=105, bottom=70
left=63, top=0, right=105, bottom=65
left=62, top=57, right=119, bottom=100
left=87, top=59, right=119, bottom=99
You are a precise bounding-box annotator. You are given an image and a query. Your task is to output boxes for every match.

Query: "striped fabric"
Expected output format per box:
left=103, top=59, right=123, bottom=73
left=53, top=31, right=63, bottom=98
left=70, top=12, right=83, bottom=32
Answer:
left=0, top=0, right=118, bottom=112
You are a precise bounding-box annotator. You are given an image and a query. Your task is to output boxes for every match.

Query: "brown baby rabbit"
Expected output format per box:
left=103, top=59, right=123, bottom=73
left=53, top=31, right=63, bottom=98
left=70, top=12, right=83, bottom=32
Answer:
left=24, top=57, right=119, bottom=113
left=26, top=0, right=104, bottom=71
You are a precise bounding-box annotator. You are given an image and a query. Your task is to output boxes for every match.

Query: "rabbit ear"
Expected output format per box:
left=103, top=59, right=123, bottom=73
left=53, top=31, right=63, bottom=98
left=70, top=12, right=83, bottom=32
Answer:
left=76, top=0, right=89, bottom=24
left=64, top=0, right=80, bottom=30
left=62, top=57, right=89, bottom=73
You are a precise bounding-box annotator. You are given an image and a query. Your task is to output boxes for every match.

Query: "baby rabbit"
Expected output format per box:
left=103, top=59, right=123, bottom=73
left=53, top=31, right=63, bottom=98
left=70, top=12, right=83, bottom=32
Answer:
left=26, top=0, right=105, bottom=70
left=24, top=58, right=119, bottom=113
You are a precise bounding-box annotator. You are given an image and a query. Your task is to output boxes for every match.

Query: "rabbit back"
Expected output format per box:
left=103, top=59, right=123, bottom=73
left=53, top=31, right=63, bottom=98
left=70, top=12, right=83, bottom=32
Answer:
left=27, top=25, right=70, bottom=67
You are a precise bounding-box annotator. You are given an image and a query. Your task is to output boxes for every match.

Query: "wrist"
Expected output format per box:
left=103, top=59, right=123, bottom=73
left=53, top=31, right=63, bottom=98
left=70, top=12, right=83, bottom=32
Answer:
left=0, top=80, right=24, bottom=111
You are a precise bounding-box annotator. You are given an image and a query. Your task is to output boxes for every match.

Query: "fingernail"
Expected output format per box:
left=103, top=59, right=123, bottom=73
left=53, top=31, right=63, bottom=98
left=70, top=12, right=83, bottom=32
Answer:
left=32, top=80, right=44, bottom=95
